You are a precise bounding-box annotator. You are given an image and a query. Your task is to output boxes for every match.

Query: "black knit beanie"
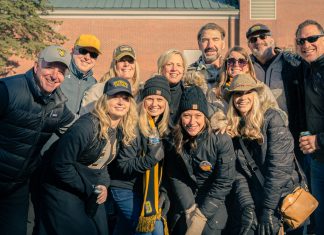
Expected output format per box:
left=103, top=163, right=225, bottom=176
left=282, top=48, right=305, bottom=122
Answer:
left=141, top=75, right=171, bottom=103
left=179, top=85, right=208, bottom=117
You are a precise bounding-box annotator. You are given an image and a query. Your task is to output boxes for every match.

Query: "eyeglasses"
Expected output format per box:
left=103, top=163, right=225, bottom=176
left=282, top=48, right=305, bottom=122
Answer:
left=77, top=48, right=99, bottom=59
left=248, top=34, right=269, bottom=43
left=296, top=35, right=324, bottom=46
left=226, top=58, right=248, bottom=68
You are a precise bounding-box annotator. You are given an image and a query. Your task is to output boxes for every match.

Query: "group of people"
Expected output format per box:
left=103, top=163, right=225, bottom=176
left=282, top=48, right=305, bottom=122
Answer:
left=0, top=18, right=323, bottom=235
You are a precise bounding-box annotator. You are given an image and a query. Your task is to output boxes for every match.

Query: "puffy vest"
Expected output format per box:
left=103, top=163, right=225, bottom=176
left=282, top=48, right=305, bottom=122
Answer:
left=0, top=69, right=68, bottom=194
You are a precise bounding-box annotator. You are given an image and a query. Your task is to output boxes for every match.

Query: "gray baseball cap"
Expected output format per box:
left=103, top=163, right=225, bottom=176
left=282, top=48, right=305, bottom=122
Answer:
left=39, top=45, right=71, bottom=67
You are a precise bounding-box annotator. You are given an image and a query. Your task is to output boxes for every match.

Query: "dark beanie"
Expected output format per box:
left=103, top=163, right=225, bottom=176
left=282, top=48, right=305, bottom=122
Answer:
left=179, top=86, right=208, bottom=117
left=141, top=75, right=171, bottom=103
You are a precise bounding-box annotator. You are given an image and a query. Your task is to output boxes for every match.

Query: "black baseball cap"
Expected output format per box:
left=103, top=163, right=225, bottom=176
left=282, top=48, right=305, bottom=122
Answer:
left=104, top=77, right=132, bottom=97
left=246, top=24, right=271, bottom=39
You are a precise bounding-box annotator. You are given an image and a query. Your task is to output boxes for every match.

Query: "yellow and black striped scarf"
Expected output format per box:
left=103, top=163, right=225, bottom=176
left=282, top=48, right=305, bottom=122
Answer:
left=136, top=116, right=168, bottom=235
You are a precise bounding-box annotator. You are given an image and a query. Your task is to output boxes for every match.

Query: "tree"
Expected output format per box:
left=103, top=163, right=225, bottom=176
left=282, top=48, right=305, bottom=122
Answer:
left=0, top=0, right=67, bottom=76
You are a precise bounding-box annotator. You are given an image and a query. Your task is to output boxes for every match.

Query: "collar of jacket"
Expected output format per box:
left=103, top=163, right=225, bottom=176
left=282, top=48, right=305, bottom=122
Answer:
left=69, top=57, right=94, bottom=81
left=310, top=54, right=324, bottom=69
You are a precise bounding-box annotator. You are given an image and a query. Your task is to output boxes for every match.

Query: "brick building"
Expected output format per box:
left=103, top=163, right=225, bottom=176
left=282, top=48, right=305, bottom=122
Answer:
left=10, top=0, right=324, bottom=81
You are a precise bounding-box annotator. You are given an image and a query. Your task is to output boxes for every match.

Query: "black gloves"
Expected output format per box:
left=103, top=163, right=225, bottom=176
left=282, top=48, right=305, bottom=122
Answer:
left=158, top=191, right=170, bottom=216
left=147, top=141, right=164, bottom=161
left=239, top=205, right=257, bottom=235
left=258, top=208, right=277, bottom=235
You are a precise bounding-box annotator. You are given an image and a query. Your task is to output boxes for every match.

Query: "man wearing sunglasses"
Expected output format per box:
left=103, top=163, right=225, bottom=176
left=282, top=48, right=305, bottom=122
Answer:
left=32, top=34, right=100, bottom=233
left=246, top=22, right=305, bottom=152
left=189, top=23, right=226, bottom=88
left=296, top=19, right=324, bottom=235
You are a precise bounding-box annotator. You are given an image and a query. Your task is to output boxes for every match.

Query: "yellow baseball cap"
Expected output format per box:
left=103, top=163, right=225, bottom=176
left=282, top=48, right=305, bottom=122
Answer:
left=75, top=34, right=101, bottom=54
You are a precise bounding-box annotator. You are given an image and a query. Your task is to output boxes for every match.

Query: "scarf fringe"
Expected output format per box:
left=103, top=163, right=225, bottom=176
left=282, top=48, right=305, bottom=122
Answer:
left=136, top=214, right=158, bottom=233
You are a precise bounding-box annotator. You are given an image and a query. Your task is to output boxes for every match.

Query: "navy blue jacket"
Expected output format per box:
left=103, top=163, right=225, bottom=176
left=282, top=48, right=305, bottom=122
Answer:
left=0, top=69, right=74, bottom=195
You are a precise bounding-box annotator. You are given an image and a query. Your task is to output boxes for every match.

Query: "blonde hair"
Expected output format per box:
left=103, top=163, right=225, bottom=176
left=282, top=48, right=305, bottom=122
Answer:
left=138, top=98, right=170, bottom=138
left=100, top=51, right=140, bottom=97
left=92, top=94, right=138, bottom=145
left=226, top=86, right=278, bottom=143
left=157, top=49, right=187, bottom=77
left=215, top=46, right=256, bottom=99
left=173, top=115, right=210, bottom=155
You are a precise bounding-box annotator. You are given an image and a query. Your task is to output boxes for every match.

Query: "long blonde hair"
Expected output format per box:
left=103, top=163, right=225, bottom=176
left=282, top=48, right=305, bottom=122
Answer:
left=92, top=94, right=138, bottom=145
left=226, top=86, right=278, bottom=143
left=100, top=54, right=140, bottom=97
left=138, top=99, right=170, bottom=138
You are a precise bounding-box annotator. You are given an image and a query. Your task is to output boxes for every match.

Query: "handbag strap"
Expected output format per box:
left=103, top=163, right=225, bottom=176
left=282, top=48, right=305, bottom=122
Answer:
left=238, top=137, right=265, bottom=186
left=292, top=156, right=309, bottom=190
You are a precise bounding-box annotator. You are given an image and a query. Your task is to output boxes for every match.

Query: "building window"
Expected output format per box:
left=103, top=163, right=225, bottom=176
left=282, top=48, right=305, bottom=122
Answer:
left=250, top=0, right=276, bottom=19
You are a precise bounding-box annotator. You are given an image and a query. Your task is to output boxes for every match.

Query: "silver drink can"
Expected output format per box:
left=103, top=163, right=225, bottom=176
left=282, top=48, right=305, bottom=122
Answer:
left=300, top=131, right=311, bottom=137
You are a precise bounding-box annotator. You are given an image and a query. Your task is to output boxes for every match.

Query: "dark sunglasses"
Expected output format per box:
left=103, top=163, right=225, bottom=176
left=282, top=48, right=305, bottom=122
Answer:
left=77, top=48, right=99, bottom=59
left=227, top=58, right=248, bottom=67
left=248, top=34, right=269, bottom=43
left=296, top=34, right=324, bottom=46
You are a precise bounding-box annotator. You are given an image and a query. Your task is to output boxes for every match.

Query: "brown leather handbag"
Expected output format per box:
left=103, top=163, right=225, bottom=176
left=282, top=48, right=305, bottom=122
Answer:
left=279, top=156, right=319, bottom=229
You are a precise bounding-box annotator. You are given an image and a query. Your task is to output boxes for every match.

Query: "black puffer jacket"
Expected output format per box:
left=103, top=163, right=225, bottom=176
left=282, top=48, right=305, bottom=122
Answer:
left=166, top=129, right=235, bottom=229
left=0, top=69, right=74, bottom=195
left=234, top=108, right=300, bottom=212
left=39, top=113, right=121, bottom=235
left=109, top=128, right=162, bottom=191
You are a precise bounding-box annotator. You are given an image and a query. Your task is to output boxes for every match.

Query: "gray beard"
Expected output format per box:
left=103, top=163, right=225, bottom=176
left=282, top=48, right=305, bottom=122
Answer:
left=203, top=54, right=219, bottom=64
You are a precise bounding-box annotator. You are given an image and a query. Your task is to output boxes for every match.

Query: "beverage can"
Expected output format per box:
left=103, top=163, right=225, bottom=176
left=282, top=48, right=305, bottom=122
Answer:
left=300, top=131, right=311, bottom=137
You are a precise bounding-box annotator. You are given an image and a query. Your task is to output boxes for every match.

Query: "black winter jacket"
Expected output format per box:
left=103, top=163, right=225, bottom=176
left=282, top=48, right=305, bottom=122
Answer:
left=302, top=55, right=324, bottom=161
left=0, top=69, right=74, bottom=195
left=39, top=113, right=120, bottom=235
left=234, top=108, right=300, bottom=212
left=166, top=130, right=235, bottom=229
left=109, top=128, right=163, bottom=192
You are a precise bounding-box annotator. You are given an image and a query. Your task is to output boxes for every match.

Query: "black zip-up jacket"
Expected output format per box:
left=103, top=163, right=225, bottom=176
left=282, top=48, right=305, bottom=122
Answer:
left=0, top=69, right=74, bottom=195
left=234, top=108, right=301, bottom=212
left=109, top=128, right=163, bottom=192
left=165, top=129, right=235, bottom=229
left=302, top=55, right=324, bottom=161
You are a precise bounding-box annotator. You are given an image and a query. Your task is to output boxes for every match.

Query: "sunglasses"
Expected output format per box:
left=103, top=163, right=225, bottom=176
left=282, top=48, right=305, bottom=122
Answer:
left=227, top=58, right=248, bottom=67
left=248, top=34, right=269, bottom=43
left=296, top=34, right=324, bottom=46
left=77, top=48, right=99, bottom=59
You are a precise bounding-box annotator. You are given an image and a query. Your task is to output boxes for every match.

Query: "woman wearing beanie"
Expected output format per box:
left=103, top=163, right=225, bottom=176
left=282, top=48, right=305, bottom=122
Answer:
left=226, top=74, right=302, bottom=235
left=165, top=85, right=235, bottom=235
left=37, top=77, right=138, bottom=235
left=80, top=44, right=141, bottom=115
left=109, top=75, right=171, bottom=235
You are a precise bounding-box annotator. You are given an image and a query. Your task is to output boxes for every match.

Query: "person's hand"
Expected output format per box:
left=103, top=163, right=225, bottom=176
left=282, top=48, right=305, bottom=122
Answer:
left=258, top=209, right=276, bottom=235
left=239, top=205, right=257, bottom=235
left=185, top=207, right=207, bottom=235
left=299, top=135, right=319, bottom=154
left=96, top=185, right=107, bottom=204
left=147, top=142, right=164, bottom=161
left=158, top=192, right=170, bottom=216
left=185, top=204, right=197, bottom=227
